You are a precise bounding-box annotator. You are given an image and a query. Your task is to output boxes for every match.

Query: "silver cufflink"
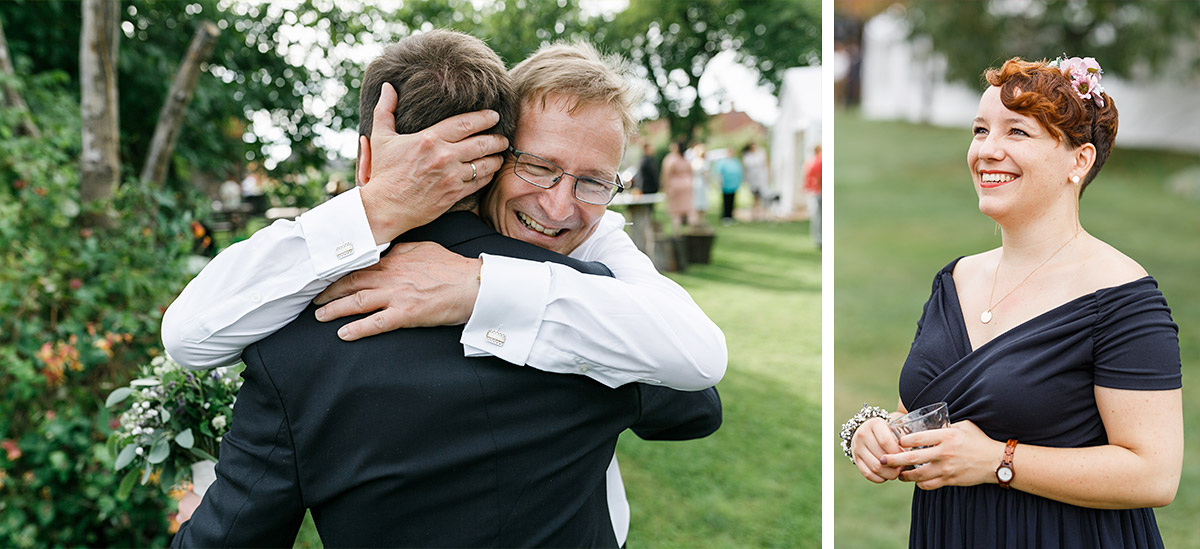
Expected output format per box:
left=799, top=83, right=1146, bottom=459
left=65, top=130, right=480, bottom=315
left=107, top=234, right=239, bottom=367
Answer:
left=485, top=329, right=506, bottom=346
left=335, top=242, right=353, bottom=259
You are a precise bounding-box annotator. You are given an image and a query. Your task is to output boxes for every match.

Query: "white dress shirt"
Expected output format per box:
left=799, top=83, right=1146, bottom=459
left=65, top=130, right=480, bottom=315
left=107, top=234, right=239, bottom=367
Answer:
left=162, top=187, right=726, bottom=387
left=160, top=187, right=726, bottom=546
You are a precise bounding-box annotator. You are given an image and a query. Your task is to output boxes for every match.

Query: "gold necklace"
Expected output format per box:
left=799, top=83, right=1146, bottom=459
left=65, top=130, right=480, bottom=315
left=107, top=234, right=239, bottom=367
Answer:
left=981, top=227, right=1082, bottom=324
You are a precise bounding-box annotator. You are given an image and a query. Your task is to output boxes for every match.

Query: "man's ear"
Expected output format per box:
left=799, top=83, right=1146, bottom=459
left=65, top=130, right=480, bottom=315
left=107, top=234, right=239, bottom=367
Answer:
left=356, top=135, right=372, bottom=186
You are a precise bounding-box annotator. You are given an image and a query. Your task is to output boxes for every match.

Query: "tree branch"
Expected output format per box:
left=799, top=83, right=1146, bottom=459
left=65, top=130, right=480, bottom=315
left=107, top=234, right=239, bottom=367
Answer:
left=0, top=13, right=40, bottom=138
left=140, top=21, right=220, bottom=186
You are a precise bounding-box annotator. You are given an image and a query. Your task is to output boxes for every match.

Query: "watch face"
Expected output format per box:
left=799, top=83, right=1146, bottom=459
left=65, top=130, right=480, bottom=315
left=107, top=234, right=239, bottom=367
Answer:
left=997, top=467, right=1013, bottom=483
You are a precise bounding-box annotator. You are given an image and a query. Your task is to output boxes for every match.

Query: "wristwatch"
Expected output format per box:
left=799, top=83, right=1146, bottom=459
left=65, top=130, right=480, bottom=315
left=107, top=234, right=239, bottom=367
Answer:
left=996, top=439, right=1017, bottom=488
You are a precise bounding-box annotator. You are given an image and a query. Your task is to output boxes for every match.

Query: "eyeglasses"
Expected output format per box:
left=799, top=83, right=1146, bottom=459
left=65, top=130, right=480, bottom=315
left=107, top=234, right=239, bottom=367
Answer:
left=507, top=146, right=625, bottom=205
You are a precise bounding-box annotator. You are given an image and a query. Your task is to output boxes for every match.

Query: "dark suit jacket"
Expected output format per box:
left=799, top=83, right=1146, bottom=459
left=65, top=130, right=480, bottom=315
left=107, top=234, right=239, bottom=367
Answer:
left=173, top=211, right=721, bottom=548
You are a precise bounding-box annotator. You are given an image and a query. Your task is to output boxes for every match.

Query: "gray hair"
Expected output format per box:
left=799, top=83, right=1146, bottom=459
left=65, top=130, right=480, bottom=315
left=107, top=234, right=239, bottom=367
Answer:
left=509, top=40, right=641, bottom=140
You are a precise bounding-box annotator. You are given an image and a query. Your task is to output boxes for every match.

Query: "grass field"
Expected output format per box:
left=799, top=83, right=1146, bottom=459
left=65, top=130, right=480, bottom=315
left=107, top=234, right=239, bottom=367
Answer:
left=618, top=215, right=821, bottom=547
left=833, top=109, right=1200, bottom=548
left=280, top=208, right=821, bottom=547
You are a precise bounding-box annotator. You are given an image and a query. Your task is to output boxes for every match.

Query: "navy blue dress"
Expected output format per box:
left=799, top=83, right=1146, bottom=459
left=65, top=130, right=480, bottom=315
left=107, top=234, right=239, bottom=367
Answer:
left=898, top=258, right=1181, bottom=549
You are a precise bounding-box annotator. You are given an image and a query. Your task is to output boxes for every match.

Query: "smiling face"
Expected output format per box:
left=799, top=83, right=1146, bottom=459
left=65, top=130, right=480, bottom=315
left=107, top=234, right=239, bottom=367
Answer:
left=968, top=86, right=1082, bottom=222
left=482, top=94, right=625, bottom=255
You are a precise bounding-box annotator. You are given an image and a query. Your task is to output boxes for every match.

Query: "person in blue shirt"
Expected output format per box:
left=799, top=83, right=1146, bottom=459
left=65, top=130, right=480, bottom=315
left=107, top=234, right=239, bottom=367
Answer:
left=716, top=152, right=744, bottom=224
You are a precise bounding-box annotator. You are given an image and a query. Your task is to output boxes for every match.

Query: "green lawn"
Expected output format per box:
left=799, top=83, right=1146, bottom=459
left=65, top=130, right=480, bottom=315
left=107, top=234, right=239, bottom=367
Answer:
left=619, top=216, right=821, bottom=547
left=833, top=109, right=1200, bottom=548
left=284, top=211, right=821, bottom=547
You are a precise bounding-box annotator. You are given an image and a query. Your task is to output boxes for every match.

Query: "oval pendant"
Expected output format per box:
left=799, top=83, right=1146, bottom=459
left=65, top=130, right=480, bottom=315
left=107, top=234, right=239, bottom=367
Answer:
left=980, top=310, right=993, bottom=324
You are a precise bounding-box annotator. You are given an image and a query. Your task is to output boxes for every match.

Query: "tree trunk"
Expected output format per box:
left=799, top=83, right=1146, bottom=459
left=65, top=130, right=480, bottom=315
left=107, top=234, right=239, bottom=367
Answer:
left=79, top=0, right=121, bottom=203
left=140, top=21, right=220, bottom=186
left=0, top=14, right=40, bottom=138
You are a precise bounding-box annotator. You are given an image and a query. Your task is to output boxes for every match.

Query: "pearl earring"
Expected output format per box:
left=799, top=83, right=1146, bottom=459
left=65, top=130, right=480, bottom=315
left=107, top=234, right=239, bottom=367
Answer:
left=1071, top=175, right=1081, bottom=184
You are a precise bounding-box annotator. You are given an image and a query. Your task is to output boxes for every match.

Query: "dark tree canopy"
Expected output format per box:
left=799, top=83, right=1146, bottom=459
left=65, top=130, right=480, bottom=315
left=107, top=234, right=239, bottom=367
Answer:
left=604, top=0, right=821, bottom=142
left=3, top=0, right=821, bottom=188
left=905, top=0, right=1200, bottom=87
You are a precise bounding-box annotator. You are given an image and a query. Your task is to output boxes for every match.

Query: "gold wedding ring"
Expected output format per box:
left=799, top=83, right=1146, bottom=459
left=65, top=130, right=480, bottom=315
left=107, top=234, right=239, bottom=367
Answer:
left=468, top=162, right=477, bottom=182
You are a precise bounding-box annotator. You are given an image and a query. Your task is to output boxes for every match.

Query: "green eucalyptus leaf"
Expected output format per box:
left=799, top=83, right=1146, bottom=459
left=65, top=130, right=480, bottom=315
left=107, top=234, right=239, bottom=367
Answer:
left=189, top=447, right=218, bottom=462
left=175, top=428, right=194, bottom=449
left=114, top=444, right=137, bottom=470
left=117, top=469, right=139, bottom=500
left=105, top=387, right=133, bottom=407
left=160, top=408, right=172, bottom=423
left=147, top=437, right=170, bottom=464
left=161, top=462, right=177, bottom=490
left=140, top=463, right=153, bottom=485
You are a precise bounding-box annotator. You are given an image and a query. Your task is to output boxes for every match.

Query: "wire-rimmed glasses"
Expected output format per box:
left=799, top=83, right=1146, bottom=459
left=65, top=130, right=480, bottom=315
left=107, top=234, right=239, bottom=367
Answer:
left=507, top=146, right=625, bottom=205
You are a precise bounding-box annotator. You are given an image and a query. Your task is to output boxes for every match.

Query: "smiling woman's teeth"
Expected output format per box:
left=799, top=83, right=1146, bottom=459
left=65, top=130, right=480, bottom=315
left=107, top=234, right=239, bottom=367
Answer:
left=981, top=173, right=1016, bottom=183
left=519, top=212, right=562, bottom=236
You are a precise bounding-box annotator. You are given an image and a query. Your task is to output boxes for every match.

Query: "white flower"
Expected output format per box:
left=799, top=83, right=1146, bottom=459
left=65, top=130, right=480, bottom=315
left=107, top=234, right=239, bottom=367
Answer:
left=203, top=402, right=211, bottom=410
left=147, top=409, right=158, bottom=416
left=212, top=415, right=227, bottom=430
left=216, top=436, right=223, bottom=444
left=135, top=447, right=144, bottom=456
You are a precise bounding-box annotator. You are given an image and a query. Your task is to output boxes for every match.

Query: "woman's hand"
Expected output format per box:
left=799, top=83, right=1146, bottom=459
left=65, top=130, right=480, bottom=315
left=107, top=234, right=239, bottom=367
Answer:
left=883, top=419, right=1005, bottom=490
left=851, top=417, right=905, bottom=483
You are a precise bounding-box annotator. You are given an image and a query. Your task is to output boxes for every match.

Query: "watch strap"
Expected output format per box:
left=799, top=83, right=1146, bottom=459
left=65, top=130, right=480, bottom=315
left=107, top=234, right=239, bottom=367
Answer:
left=997, top=438, right=1017, bottom=489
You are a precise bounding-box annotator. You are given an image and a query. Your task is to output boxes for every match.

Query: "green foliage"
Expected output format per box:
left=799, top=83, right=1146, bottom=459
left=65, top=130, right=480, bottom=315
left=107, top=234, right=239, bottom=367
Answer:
left=264, top=165, right=338, bottom=209
left=906, top=0, right=1200, bottom=86
left=0, top=71, right=195, bottom=546
left=0, top=0, right=372, bottom=184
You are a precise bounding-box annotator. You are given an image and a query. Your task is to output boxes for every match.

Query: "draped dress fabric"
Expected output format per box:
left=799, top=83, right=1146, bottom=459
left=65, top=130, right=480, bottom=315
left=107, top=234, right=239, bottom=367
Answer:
left=898, top=258, right=1182, bottom=549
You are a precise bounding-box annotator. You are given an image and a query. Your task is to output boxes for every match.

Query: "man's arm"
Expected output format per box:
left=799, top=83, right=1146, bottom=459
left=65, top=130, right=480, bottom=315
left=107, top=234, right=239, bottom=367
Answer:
left=464, top=210, right=726, bottom=390
left=171, top=345, right=305, bottom=547
left=161, top=188, right=385, bottom=369
left=631, top=385, right=721, bottom=441
left=317, top=210, right=728, bottom=390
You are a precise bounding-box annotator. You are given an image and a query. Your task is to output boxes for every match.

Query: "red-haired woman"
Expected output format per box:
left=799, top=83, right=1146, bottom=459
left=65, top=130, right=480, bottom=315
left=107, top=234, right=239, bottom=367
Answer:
left=842, top=57, right=1182, bottom=548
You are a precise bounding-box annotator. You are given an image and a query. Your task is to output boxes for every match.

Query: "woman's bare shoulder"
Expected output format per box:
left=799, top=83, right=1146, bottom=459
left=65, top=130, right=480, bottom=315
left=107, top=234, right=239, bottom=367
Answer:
left=953, top=248, right=1002, bottom=278
left=1076, top=236, right=1149, bottom=290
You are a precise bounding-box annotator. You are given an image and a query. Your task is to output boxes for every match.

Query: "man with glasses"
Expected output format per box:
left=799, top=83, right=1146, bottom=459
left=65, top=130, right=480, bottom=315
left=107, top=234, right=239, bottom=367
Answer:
left=167, top=34, right=724, bottom=547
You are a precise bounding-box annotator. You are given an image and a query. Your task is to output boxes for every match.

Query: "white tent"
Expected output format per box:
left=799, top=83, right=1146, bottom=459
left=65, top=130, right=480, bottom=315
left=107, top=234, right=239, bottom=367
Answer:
left=861, top=10, right=1200, bottom=153
left=771, top=66, right=823, bottom=218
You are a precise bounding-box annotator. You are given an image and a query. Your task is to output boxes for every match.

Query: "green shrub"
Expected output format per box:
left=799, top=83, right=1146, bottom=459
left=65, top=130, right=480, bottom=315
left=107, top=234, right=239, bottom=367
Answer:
left=1, top=70, right=196, bottom=546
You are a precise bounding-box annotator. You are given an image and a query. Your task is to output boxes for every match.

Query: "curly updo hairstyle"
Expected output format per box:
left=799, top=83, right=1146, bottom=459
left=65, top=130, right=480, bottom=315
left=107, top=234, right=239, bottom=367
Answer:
left=984, top=57, right=1119, bottom=196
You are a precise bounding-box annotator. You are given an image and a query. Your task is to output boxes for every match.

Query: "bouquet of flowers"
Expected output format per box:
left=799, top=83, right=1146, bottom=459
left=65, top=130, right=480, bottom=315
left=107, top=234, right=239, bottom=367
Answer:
left=105, top=354, right=242, bottom=499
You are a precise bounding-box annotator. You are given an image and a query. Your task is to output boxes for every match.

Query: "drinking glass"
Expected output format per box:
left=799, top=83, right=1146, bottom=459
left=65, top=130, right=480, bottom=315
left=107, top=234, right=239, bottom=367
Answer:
left=888, top=402, right=950, bottom=467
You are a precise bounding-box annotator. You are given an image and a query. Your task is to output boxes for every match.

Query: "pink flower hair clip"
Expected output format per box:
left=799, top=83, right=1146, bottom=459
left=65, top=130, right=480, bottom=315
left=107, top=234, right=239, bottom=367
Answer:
left=1050, top=55, right=1106, bottom=108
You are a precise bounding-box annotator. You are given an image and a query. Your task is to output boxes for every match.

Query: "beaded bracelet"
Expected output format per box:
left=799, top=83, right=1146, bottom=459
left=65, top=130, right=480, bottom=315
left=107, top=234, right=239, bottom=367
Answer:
left=839, top=403, right=890, bottom=464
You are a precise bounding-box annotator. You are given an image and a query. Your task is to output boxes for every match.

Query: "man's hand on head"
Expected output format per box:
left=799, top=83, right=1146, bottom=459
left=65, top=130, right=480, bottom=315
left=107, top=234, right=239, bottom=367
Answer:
left=359, top=82, right=510, bottom=245
left=313, top=241, right=483, bottom=340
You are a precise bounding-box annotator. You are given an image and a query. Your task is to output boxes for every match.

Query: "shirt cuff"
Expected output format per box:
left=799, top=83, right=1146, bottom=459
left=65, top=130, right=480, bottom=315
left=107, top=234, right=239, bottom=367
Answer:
left=298, top=187, right=386, bottom=279
left=460, top=254, right=551, bottom=365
